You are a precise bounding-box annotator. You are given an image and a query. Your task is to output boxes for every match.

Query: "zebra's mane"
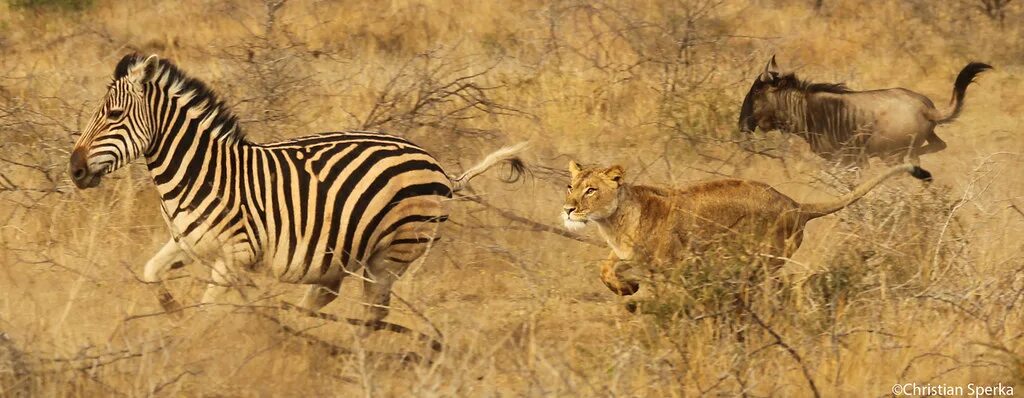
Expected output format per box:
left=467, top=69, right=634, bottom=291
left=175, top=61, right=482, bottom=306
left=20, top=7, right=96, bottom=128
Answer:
left=775, top=73, right=852, bottom=94
left=113, top=54, right=248, bottom=143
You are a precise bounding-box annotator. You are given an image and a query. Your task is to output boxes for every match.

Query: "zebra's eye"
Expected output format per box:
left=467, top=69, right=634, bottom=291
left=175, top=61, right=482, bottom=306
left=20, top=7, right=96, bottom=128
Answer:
left=107, top=109, right=125, bottom=120
left=584, top=187, right=597, bottom=196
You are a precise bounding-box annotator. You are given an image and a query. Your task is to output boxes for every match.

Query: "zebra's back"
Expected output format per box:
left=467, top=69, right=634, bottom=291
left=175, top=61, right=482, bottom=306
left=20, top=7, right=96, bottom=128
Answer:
left=250, top=131, right=452, bottom=284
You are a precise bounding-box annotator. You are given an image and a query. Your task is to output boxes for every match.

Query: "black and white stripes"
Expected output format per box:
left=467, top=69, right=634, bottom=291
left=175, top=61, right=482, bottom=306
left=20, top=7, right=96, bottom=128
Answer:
left=69, top=54, right=525, bottom=320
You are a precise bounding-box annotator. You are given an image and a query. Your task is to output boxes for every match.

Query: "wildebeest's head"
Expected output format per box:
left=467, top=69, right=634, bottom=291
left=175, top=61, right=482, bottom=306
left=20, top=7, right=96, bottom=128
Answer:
left=738, top=55, right=782, bottom=133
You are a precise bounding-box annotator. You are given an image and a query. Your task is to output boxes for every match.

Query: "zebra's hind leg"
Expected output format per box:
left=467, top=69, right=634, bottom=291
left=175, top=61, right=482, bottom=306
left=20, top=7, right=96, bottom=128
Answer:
left=362, top=230, right=436, bottom=323
left=299, top=279, right=343, bottom=312
left=143, top=239, right=193, bottom=316
left=362, top=257, right=410, bottom=324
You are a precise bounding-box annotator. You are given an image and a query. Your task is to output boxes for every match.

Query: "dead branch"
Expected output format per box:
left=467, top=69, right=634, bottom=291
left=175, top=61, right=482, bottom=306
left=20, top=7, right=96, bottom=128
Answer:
left=460, top=195, right=603, bottom=247
left=742, top=304, right=820, bottom=398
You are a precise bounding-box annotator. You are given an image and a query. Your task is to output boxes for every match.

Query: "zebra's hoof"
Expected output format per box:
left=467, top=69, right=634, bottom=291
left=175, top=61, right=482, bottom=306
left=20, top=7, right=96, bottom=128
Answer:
left=158, top=293, right=184, bottom=320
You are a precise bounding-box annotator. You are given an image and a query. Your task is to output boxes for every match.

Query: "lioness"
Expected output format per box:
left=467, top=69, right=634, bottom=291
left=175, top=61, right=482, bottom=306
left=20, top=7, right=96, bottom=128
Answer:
left=562, top=161, right=932, bottom=295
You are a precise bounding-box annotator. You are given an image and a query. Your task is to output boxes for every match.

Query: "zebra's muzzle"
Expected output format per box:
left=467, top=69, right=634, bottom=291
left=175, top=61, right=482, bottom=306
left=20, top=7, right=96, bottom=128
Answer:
left=69, top=150, right=102, bottom=189
left=71, top=171, right=101, bottom=189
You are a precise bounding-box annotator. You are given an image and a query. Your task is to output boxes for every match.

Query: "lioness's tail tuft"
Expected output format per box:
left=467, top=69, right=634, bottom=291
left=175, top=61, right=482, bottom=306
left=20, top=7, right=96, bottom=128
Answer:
left=909, top=165, right=932, bottom=182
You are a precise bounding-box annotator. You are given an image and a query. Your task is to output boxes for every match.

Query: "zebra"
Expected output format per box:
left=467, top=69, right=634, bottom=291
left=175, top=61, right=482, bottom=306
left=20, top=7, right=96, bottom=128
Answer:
left=68, top=54, right=527, bottom=323
left=738, top=55, right=991, bottom=167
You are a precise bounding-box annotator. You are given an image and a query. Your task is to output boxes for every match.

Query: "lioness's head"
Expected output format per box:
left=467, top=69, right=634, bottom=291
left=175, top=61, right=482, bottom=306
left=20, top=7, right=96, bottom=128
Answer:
left=562, top=161, right=624, bottom=231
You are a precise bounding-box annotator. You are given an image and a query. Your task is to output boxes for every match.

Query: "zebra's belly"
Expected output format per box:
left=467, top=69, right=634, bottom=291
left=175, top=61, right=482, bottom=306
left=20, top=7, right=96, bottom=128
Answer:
left=163, top=219, right=257, bottom=268
left=259, top=197, right=449, bottom=285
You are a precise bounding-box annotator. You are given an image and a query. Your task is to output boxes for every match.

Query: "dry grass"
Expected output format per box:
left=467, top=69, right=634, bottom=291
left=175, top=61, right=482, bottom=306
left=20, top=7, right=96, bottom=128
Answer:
left=1, top=0, right=1023, bottom=396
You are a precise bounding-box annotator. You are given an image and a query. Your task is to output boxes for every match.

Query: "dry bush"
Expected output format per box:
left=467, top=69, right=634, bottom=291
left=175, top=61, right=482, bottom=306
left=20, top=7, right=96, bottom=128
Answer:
left=798, top=183, right=969, bottom=324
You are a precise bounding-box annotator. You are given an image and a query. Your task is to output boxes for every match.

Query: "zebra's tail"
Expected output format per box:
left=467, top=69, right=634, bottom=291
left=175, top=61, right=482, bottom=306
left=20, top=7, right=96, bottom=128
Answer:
left=933, top=62, right=992, bottom=125
left=449, top=142, right=529, bottom=193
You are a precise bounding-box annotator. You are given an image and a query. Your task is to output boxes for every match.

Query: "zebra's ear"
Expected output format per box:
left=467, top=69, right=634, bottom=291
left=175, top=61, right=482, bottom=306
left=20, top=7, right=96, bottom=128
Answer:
left=127, top=54, right=160, bottom=86
left=568, top=160, right=582, bottom=178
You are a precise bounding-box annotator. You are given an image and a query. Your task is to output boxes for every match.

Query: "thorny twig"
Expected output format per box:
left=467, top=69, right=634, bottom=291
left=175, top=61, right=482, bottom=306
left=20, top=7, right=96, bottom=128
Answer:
left=741, top=303, right=821, bottom=398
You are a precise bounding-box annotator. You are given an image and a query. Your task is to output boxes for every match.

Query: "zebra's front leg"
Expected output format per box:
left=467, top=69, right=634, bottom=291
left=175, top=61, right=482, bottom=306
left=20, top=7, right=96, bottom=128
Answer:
left=143, top=239, right=193, bottom=314
left=201, top=259, right=232, bottom=305
left=200, top=256, right=258, bottom=305
left=299, top=279, right=343, bottom=312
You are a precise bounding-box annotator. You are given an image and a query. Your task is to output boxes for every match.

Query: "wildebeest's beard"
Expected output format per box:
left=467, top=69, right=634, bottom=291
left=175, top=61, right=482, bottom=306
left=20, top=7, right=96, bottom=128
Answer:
left=738, top=81, right=759, bottom=133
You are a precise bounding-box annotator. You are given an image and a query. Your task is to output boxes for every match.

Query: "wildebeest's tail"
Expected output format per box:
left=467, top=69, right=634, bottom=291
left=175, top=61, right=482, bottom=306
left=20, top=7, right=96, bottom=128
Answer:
left=798, top=163, right=932, bottom=220
left=932, top=62, right=992, bottom=125
left=448, top=142, right=528, bottom=193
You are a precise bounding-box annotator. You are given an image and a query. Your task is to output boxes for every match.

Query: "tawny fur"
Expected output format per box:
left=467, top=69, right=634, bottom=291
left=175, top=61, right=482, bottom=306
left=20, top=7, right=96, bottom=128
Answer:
left=562, top=161, right=929, bottom=295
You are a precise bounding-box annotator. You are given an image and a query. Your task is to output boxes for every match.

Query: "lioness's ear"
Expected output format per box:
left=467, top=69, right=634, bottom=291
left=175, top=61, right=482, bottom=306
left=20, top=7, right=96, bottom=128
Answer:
left=128, top=54, right=160, bottom=86
left=568, top=160, right=582, bottom=178
left=605, top=165, right=624, bottom=183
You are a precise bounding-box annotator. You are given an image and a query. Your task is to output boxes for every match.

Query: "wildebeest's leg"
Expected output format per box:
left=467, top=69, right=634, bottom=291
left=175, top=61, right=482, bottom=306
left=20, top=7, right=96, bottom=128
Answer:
left=918, top=131, right=948, bottom=156
left=836, top=152, right=868, bottom=169
left=881, top=152, right=906, bottom=166
left=143, top=239, right=193, bottom=314
left=902, top=130, right=946, bottom=167
left=299, top=279, right=343, bottom=312
left=600, top=251, right=640, bottom=296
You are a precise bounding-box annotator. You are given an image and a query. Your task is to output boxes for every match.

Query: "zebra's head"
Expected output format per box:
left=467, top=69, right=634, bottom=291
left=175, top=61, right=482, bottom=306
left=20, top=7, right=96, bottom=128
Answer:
left=70, top=54, right=161, bottom=189
left=738, top=55, right=782, bottom=133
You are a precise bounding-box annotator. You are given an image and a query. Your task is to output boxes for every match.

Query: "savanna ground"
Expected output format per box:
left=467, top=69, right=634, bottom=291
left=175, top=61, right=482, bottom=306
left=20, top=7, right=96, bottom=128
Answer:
left=1, top=0, right=1022, bottom=396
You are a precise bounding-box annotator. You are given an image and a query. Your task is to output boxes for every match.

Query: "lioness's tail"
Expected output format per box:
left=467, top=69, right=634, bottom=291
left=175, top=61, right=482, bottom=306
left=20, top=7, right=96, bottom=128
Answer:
left=799, top=164, right=931, bottom=220
left=449, top=142, right=528, bottom=192
left=932, top=62, right=992, bottom=125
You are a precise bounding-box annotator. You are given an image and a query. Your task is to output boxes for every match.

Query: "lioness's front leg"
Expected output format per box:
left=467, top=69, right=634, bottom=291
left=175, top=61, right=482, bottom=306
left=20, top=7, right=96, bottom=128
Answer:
left=600, top=251, right=640, bottom=296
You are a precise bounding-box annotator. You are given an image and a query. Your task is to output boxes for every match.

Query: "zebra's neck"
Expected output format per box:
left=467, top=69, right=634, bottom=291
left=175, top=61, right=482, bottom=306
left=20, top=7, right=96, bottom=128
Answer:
left=142, top=90, right=257, bottom=239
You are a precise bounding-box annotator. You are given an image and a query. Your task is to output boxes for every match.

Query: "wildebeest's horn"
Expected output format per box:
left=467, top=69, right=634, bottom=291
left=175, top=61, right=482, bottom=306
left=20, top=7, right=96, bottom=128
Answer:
left=760, top=54, right=779, bottom=82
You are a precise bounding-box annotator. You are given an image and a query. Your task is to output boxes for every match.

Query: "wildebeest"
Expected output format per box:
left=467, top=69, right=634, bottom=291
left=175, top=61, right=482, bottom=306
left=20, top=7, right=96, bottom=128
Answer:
left=738, top=55, right=991, bottom=166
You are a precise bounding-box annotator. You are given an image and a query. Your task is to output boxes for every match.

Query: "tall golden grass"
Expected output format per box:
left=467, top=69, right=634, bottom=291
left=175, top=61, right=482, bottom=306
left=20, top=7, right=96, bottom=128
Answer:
left=1, top=0, right=1022, bottom=395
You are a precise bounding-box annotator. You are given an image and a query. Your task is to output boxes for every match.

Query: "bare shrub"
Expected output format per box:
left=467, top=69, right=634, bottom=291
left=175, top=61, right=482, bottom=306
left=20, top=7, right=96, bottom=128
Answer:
left=977, top=0, right=1014, bottom=27
left=0, top=332, right=33, bottom=397
left=798, top=183, right=969, bottom=329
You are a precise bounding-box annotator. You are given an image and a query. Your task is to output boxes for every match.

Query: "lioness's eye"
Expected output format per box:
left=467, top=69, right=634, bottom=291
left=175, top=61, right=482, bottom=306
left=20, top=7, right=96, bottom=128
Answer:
left=585, top=187, right=597, bottom=196
left=107, top=109, right=124, bottom=120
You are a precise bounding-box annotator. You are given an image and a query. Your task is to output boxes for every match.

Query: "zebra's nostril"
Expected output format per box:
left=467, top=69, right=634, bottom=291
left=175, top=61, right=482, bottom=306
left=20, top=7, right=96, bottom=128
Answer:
left=72, top=167, right=86, bottom=180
